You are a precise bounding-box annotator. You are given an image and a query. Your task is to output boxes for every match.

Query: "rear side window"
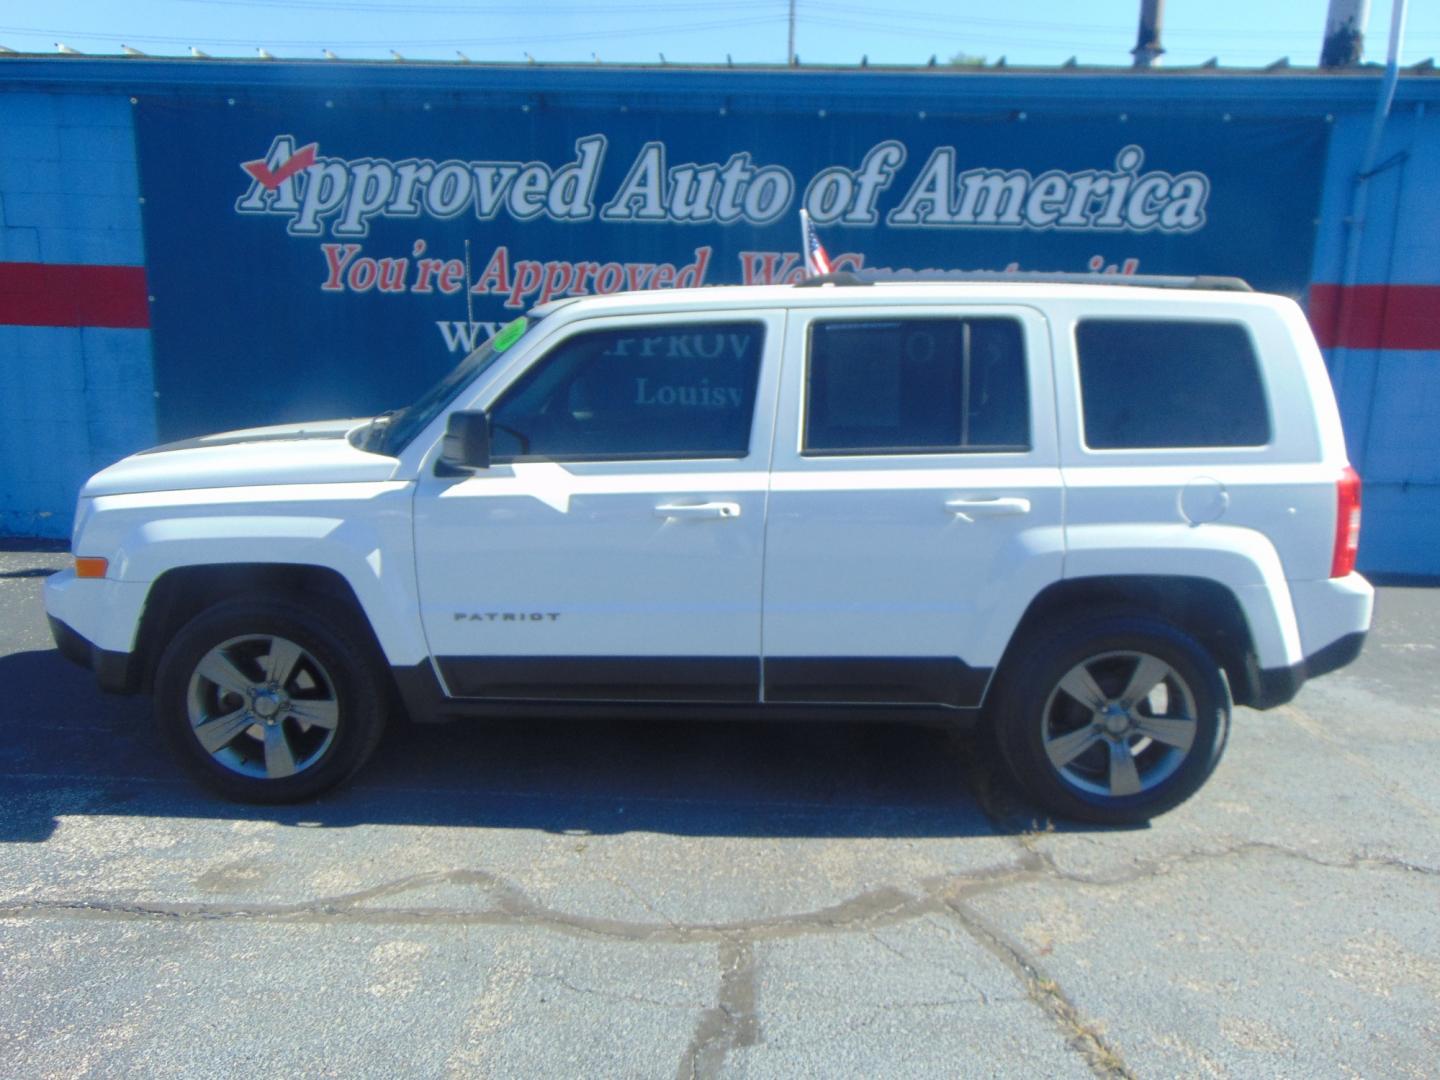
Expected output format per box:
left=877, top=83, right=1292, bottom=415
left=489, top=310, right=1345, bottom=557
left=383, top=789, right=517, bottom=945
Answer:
left=1075, top=319, right=1270, bottom=449
left=804, top=317, right=1029, bottom=455
left=489, top=321, right=764, bottom=462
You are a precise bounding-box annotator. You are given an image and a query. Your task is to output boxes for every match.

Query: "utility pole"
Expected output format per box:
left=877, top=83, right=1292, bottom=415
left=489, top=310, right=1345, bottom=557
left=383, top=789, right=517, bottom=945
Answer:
left=787, top=0, right=796, bottom=65
left=1320, top=0, right=1370, bottom=67
left=1131, top=0, right=1165, bottom=68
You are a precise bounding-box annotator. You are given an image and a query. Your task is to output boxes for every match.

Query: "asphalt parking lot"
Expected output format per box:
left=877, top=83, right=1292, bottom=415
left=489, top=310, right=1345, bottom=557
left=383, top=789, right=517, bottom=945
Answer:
left=1, top=544, right=1437, bottom=1079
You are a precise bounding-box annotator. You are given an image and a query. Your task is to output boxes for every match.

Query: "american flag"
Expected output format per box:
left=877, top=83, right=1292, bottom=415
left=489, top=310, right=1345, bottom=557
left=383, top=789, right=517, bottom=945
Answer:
left=800, top=209, right=833, bottom=277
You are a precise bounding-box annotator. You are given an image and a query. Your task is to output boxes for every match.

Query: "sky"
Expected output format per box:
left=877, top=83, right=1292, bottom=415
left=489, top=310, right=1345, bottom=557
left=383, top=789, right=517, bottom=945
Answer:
left=0, top=0, right=1437, bottom=69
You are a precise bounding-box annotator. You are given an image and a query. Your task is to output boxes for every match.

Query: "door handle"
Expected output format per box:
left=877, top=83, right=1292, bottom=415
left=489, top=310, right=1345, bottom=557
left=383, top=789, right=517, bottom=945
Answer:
left=654, top=501, right=742, bottom=520
left=945, top=496, right=1032, bottom=522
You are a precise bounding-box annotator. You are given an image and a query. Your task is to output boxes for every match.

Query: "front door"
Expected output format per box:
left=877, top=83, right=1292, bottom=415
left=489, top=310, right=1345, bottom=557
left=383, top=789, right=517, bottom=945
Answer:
left=762, top=305, right=1064, bottom=707
left=413, top=310, right=784, bottom=702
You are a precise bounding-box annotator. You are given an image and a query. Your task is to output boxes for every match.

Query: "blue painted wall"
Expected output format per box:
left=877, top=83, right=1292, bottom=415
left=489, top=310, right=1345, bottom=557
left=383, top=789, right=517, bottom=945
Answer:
left=1310, top=101, right=1440, bottom=575
left=0, top=91, right=156, bottom=538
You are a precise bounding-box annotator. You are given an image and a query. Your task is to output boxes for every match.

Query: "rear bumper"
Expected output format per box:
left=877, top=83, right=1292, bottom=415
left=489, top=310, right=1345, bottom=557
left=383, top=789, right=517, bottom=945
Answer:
left=1250, top=629, right=1367, bottom=709
left=1244, top=573, right=1373, bottom=710
left=48, top=614, right=141, bottom=695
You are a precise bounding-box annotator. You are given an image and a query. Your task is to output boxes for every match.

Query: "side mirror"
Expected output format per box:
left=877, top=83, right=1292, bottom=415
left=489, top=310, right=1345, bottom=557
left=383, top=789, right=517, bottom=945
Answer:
left=437, top=410, right=491, bottom=474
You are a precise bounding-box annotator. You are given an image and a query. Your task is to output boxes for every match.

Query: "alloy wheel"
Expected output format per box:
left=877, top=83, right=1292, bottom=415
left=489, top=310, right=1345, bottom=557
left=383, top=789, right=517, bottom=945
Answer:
left=185, top=634, right=341, bottom=780
left=1040, top=649, right=1198, bottom=799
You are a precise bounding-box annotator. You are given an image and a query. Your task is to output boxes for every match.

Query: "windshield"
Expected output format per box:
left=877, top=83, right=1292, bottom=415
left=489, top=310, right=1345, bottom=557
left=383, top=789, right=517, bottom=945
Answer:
left=373, top=316, right=532, bottom=455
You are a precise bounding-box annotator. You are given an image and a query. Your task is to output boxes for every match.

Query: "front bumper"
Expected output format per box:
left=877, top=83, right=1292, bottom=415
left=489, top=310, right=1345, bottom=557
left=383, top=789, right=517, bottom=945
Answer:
left=44, top=566, right=151, bottom=695
left=48, top=614, right=141, bottom=695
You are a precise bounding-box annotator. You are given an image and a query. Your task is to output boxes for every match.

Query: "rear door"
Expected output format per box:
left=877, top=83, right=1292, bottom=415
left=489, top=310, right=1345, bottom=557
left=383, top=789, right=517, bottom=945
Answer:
left=761, top=305, right=1064, bottom=707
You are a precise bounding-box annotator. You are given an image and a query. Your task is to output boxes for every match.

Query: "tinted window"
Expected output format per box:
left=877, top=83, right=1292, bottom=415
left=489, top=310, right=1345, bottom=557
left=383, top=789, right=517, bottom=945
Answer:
left=1076, top=320, right=1270, bottom=449
left=489, top=322, right=763, bottom=461
left=804, top=318, right=1029, bottom=455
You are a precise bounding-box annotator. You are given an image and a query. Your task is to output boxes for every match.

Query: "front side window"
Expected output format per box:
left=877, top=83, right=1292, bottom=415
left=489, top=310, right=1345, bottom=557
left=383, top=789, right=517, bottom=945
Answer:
left=804, top=317, right=1030, bottom=455
left=489, top=321, right=764, bottom=462
left=1075, top=319, right=1271, bottom=449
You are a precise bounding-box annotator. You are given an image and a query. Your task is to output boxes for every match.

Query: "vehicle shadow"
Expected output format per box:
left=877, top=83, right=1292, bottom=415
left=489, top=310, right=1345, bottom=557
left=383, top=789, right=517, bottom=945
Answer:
left=0, top=647, right=1111, bottom=844
left=0, top=539, right=68, bottom=553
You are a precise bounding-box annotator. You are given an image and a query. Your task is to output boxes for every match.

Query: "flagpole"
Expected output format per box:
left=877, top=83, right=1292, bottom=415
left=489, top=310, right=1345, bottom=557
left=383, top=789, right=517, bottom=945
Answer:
left=799, top=208, right=833, bottom=280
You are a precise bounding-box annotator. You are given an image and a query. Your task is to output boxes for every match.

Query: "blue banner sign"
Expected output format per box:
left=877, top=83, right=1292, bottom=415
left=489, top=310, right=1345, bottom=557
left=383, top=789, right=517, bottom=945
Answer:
left=135, top=98, right=1326, bottom=439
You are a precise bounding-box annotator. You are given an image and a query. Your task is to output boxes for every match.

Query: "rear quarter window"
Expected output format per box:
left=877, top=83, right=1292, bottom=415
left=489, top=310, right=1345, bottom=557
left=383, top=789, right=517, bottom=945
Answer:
left=1075, top=319, right=1271, bottom=450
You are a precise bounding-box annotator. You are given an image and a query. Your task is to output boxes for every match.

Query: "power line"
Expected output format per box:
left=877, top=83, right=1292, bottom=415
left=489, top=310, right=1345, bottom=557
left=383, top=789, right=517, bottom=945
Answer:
left=804, top=3, right=1131, bottom=37
left=0, top=15, right=787, bottom=50
left=800, top=12, right=1439, bottom=55
left=802, top=13, right=1122, bottom=51
left=3, top=2, right=1433, bottom=59
left=173, top=0, right=782, bottom=13
left=801, top=2, right=1357, bottom=40
left=169, top=0, right=1427, bottom=43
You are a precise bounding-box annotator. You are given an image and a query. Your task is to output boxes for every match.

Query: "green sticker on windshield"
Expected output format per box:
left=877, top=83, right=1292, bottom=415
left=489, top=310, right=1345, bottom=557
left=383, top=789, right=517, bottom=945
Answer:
left=491, top=317, right=527, bottom=353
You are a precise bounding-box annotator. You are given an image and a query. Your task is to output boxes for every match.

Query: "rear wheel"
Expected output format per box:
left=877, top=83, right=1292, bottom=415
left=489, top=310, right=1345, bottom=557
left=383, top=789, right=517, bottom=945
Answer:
left=993, top=613, right=1229, bottom=825
left=153, top=595, right=388, bottom=803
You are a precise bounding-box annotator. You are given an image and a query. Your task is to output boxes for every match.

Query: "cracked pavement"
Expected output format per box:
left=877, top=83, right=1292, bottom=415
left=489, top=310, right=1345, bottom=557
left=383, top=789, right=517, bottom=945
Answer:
left=2, top=546, right=1438, bottom=1078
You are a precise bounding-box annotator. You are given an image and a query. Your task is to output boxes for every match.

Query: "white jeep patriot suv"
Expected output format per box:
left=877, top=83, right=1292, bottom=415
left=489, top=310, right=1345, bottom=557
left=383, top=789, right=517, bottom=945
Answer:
left=45, top=274, right=1373, bottom=823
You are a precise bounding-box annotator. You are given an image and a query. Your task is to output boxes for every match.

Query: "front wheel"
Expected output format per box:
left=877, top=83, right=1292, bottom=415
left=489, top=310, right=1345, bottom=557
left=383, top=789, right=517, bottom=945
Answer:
left=153, top=595, right=388, bottom=803
left=992, top=614, right=1230, bottom=825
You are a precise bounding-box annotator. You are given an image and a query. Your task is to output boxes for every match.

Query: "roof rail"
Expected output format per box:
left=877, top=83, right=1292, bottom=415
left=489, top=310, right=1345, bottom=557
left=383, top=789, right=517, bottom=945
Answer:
left=796, top=270, right=1254, bottom=292
left=793, top=271, right=873, bottom=287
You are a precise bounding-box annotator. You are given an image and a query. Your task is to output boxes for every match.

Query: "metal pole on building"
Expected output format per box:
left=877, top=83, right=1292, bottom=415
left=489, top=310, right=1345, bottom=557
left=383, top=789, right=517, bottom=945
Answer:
left=1131, top=0, right=1165, bottom=68
left=1331, top=0, right=1408, bottom=397
left=787, top=0, right=796, bottom=65
left=1321, top=0, right=1371, bottom=67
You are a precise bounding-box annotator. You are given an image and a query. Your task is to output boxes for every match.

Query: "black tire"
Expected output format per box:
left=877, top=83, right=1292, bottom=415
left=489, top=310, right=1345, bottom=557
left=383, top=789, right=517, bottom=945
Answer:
left=991, top=612, right=1230, bottom=825
left=153, top=594, right=388, bottom=803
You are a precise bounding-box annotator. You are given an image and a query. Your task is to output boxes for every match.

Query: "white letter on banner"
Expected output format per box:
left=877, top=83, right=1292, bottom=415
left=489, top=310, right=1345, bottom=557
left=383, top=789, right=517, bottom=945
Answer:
left=1095, top=145, right=1143, bottom=227
left=714, top=153, right=755, bottom=223
left=1161, top=174, right=1208, bottom=231
left=743, top=168, right=792, bottom=224
left=425, top=162, right=473, bottom=218
left=1024, top=171, right=1071, bottom=228
left=547, top=135, right=606, bottom=220
left=888, top=147, right=957, bottom=225
left=845, top=141, right=906, bottom=224
left=805, top=169, right=854, bottom=224
left=602, top=142, right=668, bottom=221
left=290, top=159, right=349, bottom=236
left=669, top=165, right=720, bottom=222
left=508, top=164, right=552, bottom=220
left=235, top=135, right=306, bottom=214
left=334, top=160, right=397, bottom=236
left=471, top=165, right=520, bottom=219
left=956, top=169, right=1028, bottom=225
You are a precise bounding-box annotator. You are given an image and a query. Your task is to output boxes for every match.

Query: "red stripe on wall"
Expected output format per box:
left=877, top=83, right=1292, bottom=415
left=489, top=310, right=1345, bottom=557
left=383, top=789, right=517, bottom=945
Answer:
left=0, top=262, right=150, bottom=329
left=1310, top=283, right=1440, bottom=351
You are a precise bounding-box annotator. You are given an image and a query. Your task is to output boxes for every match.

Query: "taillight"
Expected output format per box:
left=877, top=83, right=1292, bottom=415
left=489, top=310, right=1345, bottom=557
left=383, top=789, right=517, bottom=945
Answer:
left=1331, top=466, right=1362, bottom=578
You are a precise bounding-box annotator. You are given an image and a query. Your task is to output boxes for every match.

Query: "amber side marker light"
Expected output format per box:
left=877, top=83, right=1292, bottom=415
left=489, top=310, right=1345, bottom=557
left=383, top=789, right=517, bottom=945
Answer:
left=74, top=557, right=109, bottom=579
